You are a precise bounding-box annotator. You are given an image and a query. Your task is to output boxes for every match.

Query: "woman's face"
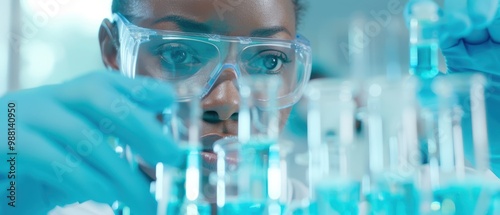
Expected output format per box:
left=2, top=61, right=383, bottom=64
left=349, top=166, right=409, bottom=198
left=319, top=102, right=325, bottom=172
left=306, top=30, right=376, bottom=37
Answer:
left=100, top=0, right=297, bottom=186
left=102, top=0, right=297, bottom=148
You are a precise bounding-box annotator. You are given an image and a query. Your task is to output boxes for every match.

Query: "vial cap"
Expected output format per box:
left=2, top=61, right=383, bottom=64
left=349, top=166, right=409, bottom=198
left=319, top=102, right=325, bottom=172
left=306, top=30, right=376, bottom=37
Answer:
left=410, top=0, right=439, bottom=20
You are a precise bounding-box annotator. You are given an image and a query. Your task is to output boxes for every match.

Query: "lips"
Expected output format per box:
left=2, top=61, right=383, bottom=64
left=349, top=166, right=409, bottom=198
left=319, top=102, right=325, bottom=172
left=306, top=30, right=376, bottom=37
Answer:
left=138, top=134, right=240, bottom=182
left=201, top=134, right=239, bottom=172
left=201, top=134, right=224, bottom=170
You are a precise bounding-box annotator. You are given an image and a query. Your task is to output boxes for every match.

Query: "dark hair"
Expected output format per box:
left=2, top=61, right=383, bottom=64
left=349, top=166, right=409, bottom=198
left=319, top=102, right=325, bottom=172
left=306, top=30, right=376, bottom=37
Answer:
left=292, top=0, right=306, bottom=26
left=112, top=0, right=306, bottom=26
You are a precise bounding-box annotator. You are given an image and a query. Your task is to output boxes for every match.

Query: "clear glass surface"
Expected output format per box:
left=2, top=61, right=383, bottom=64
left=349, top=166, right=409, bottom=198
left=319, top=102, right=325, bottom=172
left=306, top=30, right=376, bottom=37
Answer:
left=113, top=13, right=312, bottom=108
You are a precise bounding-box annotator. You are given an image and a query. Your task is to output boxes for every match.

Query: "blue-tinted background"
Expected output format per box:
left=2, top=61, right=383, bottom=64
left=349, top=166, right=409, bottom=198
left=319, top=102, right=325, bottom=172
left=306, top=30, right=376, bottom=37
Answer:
left=0, top=0, right=448, bottom=95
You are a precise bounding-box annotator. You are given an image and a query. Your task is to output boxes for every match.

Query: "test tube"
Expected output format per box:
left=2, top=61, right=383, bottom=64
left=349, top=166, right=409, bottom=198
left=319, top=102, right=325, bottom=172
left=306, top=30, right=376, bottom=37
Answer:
left=215, top=75, right=283, bottom=215
left=238, top=75, right=281, bottom=144
left=408, top=0, right=440, bottom=79
left=213, top=137, right=238, bottom=214
left=424, top=73, right=496, bottom=215
left=156, top=84, right=210, bottom=215
left=364, top=77, right=421, bottom=215
left=305, top=78, right=362, bottom=214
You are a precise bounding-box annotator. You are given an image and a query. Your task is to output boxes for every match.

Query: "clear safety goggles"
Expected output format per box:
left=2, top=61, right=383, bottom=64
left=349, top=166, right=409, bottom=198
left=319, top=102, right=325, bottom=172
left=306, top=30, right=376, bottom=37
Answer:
left=113, top=13, right=312, bottom=109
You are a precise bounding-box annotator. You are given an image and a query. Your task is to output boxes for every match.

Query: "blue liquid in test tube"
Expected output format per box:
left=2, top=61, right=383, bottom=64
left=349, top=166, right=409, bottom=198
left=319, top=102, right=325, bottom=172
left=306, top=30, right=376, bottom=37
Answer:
left=305, top=80, right=361, bottom=215
left=432, top=182, right=499, bottom=215
left=409, top=0, right=440, bottom=79
left=423, top=74, right=497, bottom=215
left=314, top=180, right=361, bottom=215
left=217, top=76, right=284, bottom=215
left=156, top=85, right=211, bottom=215
left=368, top=179, right=420, bottom=215
left=365, top=79, right=421, bottom=215
left=410, top=43, right=439, bottom=79
left=220, top=141, right=281, bottom=215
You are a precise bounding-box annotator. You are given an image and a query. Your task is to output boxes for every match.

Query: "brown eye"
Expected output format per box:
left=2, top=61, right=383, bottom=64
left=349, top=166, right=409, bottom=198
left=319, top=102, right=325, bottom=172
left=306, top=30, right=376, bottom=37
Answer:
left=247, top=50, right=290, bottom=74
left=155, top=42, right=204, bottom=79
left=263, top=55, right=283, bottom=72
left=168, top=50, right=188, bottom=64
left=159, top=43, right=199, bottom=65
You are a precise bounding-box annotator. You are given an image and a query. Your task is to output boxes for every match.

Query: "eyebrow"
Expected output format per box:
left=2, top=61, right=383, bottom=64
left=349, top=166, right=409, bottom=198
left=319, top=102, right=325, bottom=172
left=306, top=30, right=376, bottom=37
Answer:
left=153, top=15, right=212, bottom=33
left=153, top=15, right=292, bottom=38
left=250, top=26, right=292, bottom=38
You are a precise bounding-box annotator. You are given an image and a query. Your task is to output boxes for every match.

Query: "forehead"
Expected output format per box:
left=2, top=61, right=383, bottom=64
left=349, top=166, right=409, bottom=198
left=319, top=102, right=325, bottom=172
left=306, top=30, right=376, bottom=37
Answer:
left=126, top=0, right=296, bottom=39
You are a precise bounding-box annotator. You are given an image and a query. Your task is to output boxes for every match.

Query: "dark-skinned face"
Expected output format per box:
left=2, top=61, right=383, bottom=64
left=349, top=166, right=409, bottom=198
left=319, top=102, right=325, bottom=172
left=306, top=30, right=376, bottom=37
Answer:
left=99, top=0, right=297, bottom=207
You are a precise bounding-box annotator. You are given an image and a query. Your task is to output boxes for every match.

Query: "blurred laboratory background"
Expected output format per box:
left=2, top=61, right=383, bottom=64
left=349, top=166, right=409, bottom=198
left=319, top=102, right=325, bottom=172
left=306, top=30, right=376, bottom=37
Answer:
left=1, top=0, right=113, bottom=95
left=4, top=1, right=499, bottom=214
left=0, top=0, right=448, bottom=96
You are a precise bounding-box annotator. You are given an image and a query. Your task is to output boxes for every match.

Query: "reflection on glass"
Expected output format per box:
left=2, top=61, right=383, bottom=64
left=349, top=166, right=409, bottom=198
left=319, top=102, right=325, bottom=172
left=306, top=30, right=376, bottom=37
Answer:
left=420, top=73, right=497, bottom=215
left=214, top=75, right=283, bottom=215
left=305, top=79, right=361, bottom=215
left=365, top=77, right=421, bottom=215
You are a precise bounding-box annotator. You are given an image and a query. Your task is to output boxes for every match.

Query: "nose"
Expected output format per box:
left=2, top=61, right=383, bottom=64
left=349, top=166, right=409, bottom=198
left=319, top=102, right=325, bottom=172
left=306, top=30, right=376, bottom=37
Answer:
left=201, top=65, right=240, bottom=122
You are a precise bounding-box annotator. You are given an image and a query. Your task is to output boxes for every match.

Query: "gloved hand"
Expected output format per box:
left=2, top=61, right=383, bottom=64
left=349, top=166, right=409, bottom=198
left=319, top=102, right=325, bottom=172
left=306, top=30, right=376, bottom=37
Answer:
left=407, top=0, right=500, bottom=177
left=436, top=0, right=500, bottom=178
left=0, top=71, right=181, bottom=214
left=406, top=0, right=499, bottom=75
left=437, top=0, right=500, bottom=76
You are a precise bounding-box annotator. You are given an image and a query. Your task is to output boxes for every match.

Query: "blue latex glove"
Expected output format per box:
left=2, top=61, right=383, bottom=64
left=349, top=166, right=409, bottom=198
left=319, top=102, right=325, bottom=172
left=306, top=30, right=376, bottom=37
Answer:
left=406, top=0, right=500, bottom=74
left=439, top=0, right=500, bottom=75
left=408, top=0, right=500, bottom=176
left=438, top=0, right=500, bottom=177
left=0, top=71, right=181, bottom=214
